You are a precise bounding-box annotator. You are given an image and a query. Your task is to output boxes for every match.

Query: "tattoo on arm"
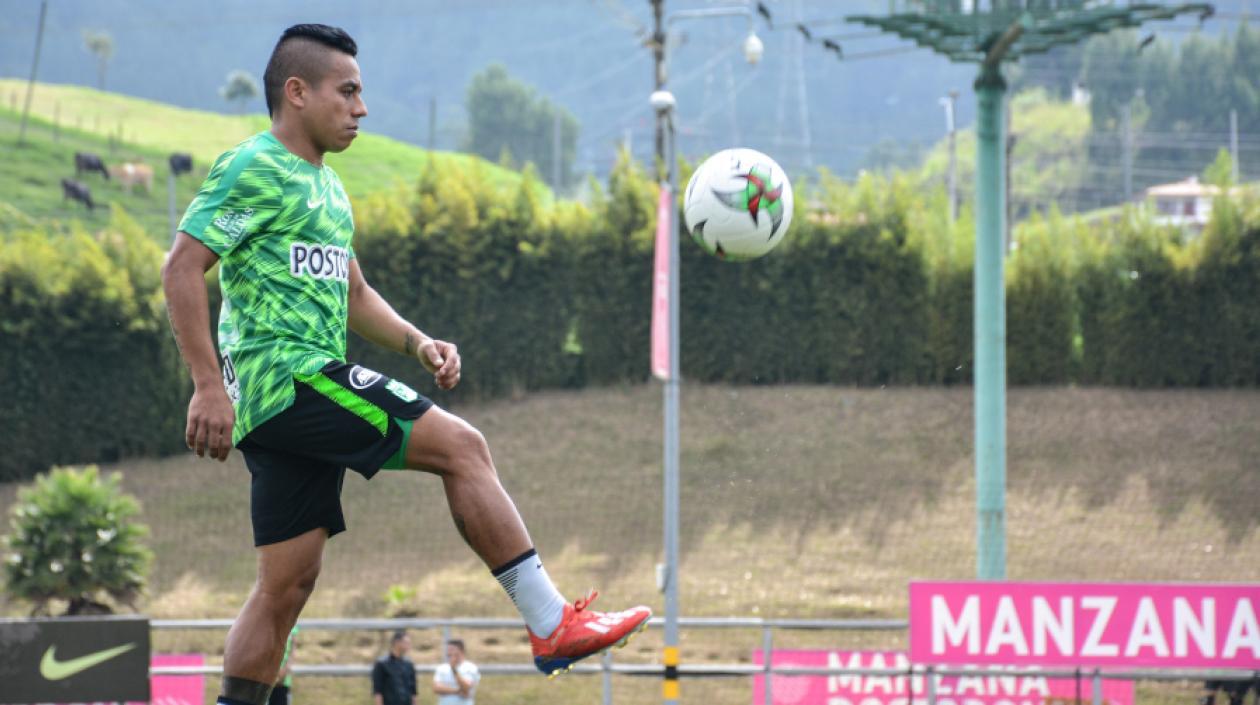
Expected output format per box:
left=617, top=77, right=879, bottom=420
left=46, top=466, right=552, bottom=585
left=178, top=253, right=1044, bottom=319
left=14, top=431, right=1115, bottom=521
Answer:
left=404, top=331, right=416, bottom=357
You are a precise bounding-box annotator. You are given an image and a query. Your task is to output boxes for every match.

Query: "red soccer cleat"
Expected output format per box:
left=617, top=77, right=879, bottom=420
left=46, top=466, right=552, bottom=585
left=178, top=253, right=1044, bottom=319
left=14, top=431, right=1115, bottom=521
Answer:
left=529, top=590, right=652, bottom=677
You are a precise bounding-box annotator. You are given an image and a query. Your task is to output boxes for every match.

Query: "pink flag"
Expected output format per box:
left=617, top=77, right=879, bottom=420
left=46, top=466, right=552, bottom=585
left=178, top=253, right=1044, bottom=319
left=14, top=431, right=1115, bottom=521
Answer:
left=651, top=183, right=673, bottom=380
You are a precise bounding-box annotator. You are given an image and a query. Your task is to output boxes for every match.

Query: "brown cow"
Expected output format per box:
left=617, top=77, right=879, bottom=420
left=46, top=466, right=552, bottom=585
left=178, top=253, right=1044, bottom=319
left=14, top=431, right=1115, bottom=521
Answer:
left=108, top=162, right=154, bottom=194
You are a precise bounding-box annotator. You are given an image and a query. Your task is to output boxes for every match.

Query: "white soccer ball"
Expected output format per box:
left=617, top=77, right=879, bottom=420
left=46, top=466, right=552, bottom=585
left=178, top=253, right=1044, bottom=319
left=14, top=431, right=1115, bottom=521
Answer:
left=683, top=148, right=793, bottom=261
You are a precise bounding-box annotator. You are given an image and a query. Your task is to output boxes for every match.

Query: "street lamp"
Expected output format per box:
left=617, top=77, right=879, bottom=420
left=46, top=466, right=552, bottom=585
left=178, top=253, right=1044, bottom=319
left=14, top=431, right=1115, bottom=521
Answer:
left=743, top=31, right=764, bottom=64
left=647, top=4, right=761, bottom=704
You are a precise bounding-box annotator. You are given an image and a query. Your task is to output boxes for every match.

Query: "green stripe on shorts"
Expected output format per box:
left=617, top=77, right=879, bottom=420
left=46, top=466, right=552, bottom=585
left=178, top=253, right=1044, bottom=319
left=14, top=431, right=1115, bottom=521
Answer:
left=294, top=371, right=389, bottom=435
left=382, top=417, right=415, bottom=471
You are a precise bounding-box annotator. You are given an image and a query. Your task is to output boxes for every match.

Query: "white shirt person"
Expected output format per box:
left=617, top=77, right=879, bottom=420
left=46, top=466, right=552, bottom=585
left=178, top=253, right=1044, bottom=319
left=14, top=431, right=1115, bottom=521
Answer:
left=432, top=640, right=480, bottom=705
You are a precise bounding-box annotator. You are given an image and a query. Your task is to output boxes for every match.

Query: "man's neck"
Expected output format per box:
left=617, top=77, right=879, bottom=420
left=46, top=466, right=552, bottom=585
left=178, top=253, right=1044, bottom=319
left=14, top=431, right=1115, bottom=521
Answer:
left=270, top=120, right=324, bottom=167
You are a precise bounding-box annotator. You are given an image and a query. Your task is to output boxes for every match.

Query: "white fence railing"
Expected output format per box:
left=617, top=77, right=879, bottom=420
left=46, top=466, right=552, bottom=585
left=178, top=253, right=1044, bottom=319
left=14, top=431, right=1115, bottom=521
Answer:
left=150, top=617, right=1258, bottom=705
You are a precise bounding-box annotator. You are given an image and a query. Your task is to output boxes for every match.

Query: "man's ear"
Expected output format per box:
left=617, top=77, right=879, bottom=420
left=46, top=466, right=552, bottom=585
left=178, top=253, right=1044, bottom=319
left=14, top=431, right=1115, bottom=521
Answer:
left=283, top=76, right=308, bottom=111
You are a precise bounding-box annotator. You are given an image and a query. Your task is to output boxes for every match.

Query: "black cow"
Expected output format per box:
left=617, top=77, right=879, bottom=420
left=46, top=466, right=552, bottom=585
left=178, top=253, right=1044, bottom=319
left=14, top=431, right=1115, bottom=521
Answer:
left=74, top=152, right=110, bottom=180
left=169, top=152, right=193, bottom=176
left=61, top=178, right=95, bottom=210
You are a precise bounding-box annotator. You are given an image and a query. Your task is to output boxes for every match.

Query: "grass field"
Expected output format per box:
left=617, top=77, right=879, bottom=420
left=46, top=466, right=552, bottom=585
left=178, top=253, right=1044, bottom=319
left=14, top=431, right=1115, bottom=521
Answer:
left=0, top=79, right=546, bottom=238
left=1, top=385, right=1257, bottom=704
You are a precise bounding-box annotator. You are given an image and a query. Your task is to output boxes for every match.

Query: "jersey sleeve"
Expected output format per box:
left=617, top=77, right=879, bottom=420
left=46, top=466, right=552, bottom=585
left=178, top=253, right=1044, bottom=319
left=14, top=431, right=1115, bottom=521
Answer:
left=179, top=147, right=283, bottom=256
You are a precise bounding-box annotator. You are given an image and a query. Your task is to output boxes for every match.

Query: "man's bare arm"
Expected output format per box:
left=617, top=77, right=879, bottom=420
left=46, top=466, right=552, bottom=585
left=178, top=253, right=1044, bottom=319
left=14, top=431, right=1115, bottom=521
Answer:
left=346, top=259, right=461, bottom=390
left=161, top=232, right=234, bottom=461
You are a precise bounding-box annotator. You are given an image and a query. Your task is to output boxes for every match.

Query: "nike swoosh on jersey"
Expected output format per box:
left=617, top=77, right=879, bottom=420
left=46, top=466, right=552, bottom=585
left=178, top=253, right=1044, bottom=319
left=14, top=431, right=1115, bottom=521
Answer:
left=39, top=642, right=137, bottom=681
left=306, top=196, right=325, bottom=209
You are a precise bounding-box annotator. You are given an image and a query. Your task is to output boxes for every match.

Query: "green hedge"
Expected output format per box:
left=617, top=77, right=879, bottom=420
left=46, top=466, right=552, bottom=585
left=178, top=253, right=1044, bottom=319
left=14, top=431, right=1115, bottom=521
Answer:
left=2, top=158, right=1257, bottom=481
left=1, top=210, right=188, bottom=481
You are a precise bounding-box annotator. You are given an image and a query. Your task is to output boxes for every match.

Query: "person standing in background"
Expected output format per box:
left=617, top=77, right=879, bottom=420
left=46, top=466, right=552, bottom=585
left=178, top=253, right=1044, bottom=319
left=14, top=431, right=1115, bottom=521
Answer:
left=432, top=639, right=479, bottom=705
left=372, top=630, right=417, bottom=705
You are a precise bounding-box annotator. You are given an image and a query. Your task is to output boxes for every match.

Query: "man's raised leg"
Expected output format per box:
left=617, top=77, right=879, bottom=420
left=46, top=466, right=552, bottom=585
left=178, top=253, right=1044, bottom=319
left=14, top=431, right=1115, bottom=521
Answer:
left=218, top=527, right=326, bottom=705
left=403, top=406, right=651, bottom=676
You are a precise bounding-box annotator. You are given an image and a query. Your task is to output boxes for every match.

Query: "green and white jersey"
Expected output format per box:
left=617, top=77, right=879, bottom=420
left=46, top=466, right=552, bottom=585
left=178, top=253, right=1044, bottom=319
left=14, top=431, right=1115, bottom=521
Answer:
left=179, top=130, right=356, bottom=444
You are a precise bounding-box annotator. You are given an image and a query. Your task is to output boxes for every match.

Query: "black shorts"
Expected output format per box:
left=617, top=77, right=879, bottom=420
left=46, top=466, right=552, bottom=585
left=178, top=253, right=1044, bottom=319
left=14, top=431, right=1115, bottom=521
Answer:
left=239, top=361, right=433, bottom=547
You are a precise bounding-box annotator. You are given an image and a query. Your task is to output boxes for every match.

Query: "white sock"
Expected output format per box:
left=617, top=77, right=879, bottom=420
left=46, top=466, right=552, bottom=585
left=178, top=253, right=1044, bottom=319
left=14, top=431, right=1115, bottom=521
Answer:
left=492, top=548, right=566, bottom=637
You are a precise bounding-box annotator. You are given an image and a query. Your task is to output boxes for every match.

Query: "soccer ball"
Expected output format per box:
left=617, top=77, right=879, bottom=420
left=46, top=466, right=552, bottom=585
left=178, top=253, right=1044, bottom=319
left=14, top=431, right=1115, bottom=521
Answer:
left=683, top=148, right=793, bottom=261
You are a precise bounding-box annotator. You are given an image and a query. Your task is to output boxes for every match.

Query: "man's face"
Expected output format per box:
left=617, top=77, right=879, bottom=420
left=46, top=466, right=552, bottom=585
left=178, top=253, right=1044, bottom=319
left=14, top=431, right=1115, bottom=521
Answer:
left=394, top=634, right=411, bottom=656
left=446, top=644, right=463, bottom=665
left=300, top=50, right=367, bottom=154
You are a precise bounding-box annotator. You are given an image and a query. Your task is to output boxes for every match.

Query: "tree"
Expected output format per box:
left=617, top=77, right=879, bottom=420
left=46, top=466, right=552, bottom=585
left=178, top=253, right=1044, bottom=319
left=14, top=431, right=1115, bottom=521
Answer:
left=3, top=465, right=152, bottom=616
left=82, top=30, right=114, bottom=90
left=1204, top=148, right=1234, bottom=188
left=220, top=70, right=260, bottom=114
left=464, top=64, right=579, bottom=190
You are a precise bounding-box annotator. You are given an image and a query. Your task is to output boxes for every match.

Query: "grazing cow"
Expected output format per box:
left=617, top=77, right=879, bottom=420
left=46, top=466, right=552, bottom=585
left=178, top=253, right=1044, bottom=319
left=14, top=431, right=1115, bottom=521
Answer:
left=169, top=152, right=193, bottom=176
left=108, top=162, right=155, bottom=194
left=61, top=178, right=95, bottom=210
left=74, top=151, right=110, bottom=180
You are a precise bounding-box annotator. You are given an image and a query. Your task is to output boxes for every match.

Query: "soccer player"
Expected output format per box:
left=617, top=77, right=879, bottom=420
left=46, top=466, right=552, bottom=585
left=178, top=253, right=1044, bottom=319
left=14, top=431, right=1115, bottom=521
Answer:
left=161, top=23, right=651, bottom=705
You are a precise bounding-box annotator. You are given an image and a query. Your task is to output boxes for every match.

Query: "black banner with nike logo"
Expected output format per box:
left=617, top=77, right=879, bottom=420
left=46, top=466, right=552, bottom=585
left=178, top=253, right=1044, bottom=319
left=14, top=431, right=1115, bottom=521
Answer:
left=0, top=615, right=150, bottom=704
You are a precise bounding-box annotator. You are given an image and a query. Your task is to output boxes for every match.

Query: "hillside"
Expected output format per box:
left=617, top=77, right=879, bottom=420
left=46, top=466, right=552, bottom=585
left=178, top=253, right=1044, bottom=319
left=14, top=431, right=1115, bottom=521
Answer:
left=0, top=80, right=548, bottom=237
left=1, top=385, right=1256, bottom=703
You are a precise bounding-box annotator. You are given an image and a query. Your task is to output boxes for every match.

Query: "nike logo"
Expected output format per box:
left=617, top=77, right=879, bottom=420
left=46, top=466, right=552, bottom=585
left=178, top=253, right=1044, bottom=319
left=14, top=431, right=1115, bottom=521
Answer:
left=40, top=642, right=137, bottom=681
left=306, top=196, right=325, bottom=209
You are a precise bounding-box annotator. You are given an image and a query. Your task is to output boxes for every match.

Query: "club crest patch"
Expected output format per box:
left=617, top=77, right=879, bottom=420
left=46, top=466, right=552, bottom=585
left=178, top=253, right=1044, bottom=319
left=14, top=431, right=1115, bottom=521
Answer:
left=386, top=379, right=419, bottom=403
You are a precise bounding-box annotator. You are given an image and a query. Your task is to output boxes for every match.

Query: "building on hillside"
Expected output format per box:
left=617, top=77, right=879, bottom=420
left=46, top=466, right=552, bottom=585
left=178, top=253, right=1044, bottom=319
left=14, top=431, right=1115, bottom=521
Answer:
left=1144, top=176, right=1236, bottom=234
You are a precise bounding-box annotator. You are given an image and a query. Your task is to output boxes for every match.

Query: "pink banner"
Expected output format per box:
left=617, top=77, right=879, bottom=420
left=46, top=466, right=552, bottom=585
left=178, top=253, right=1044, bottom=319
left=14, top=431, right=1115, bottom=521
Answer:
left=750, top=649, right=1139, bottom=705
left=131, top=653, right=205, bottom=705
left=752, top=650, right=1133, bottom=705
left=650, top=183, right=672, bottom=380
left=910, top=582, right=1260, bottom=668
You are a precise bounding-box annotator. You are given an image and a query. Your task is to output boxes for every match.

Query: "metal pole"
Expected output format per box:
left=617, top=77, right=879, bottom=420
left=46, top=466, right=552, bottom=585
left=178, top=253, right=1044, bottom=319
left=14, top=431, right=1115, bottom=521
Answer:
left=18, top=0, right=48, bottom=146
left=602, top=650, right=613, bottom=705
left=651, top=0, right=666, bottom=179
left=944, top=91, right=958, bottom=223
left=1091, top=669, right=1102, bottom=705
left=662, top=107, right=681, bottom=705
left=1122, top=104, right=1133, bottom=202
left=763, top=626, right=773, bottom=705
left=1230, top=109, right=1239, bottom=183
left=928, top=666, right=938, bottom=705
left=793, top=4, right=813, bottom=169
left=428, top=96, right=437, bottom=151
left=553, top=110, right=563, bottom=189
left=168, top=170, right=178, bottom=243
left=974, top=64, right=1007, bottom=581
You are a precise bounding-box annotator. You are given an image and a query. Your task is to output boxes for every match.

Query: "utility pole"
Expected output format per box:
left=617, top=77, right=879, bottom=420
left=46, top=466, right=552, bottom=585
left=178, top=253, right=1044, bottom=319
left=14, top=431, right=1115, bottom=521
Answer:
left=428, top=96, right=437, bottom=151
left=1230, top=108, right=1239, bottom=183
left=18, top=0, right=48, bottom=146
left=941, top=90, right=959, bottom=222
left=794, top=0, right=813, bottom=168
left=651, top=0, right=667, bottom=179
left=552, top=110, right=563, bottom=190
left=1122, top=103, right=1133, bottom=201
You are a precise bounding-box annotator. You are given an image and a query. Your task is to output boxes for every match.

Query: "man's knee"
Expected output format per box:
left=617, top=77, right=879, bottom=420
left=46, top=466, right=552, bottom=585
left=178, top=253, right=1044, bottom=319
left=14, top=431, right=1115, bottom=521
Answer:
left=454, top=423, right=492, bottom=466
left=421, top=419, right=493, bottom=475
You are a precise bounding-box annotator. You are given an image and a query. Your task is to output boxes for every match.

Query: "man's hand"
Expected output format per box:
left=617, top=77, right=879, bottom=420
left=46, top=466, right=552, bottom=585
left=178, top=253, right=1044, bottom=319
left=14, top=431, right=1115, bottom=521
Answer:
left=416, top=339, right=461, bottom=390
left=186, top=386, right=235, bottom=461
